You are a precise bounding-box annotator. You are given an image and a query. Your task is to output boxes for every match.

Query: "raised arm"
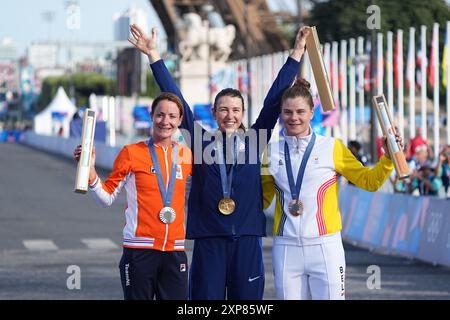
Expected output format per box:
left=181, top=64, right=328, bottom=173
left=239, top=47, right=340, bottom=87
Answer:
left=129, top=24, right=195, bottom=136
left=252, top=26, right=310, bottom=132
left=334, top=137, right=402, bottom=192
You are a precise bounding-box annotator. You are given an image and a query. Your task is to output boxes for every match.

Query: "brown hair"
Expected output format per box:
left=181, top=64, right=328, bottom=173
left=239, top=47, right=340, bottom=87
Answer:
left=213, top=88, right=246, bottom=131
left=151, top=92, right=184, bottom=118
left=281, top=78, right=314, bottom=110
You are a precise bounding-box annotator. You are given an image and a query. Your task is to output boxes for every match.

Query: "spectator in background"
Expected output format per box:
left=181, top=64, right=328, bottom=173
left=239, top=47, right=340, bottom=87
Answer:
left=405, top=144, right=430, bottom=195
left=348, top=140, right=368, bottom=166
left=406, top=128, right=432, bottom=161
left=348, top=140, right=369, bottom=187
left=408, top=144, right=429, bottom=172
left=436, top=145, right=450, bottom=199
left=389, top=168, right=409, bottom=194
left=376, top=136, right=385, bottom=160
left=410, top=163, right=442, bottom=196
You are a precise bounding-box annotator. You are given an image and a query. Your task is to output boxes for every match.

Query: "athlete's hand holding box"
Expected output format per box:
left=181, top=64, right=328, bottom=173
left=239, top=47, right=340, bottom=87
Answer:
left=75, top=110, right=96, bottom=193
left=372, top=94, right=410, bottom=179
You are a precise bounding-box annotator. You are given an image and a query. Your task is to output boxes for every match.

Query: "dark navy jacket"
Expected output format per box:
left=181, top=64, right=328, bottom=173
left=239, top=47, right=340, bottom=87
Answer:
left=150, top=58, right=299, bottom=239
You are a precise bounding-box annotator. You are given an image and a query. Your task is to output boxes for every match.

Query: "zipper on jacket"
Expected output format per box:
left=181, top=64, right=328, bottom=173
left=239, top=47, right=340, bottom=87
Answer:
left=162, top=146, right=170, bottom=251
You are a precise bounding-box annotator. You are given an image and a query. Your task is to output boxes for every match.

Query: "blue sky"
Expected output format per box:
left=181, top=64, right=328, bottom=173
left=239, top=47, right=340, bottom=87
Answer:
left=0, top=0, right=164, bottom=55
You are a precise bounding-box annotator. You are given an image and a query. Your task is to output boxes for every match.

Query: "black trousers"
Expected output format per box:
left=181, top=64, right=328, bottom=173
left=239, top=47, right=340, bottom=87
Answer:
left=119, top=248, right=188, bottom=300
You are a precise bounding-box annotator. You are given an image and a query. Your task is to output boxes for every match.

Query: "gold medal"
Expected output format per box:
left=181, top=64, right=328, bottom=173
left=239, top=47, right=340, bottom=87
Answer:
left=218, top=198, right=236, bottom=215
left=288, top=199, right=303, bottom=216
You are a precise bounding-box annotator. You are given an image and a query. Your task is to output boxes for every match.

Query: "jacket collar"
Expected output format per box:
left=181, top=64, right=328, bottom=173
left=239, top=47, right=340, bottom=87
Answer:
left=284, top=128, right=313, bottom=150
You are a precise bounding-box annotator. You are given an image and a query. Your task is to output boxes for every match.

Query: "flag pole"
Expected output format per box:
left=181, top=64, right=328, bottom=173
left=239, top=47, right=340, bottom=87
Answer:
left=376, top=32, right=383, bottom=136
left=349, top=38, right=356, bottom=140
left=446, top=21, right=450, bottom=146
left=397, top=30, right=405, bottom=140
left=370, top=29, right=378, bottom=162
left=387, top=31, right=394, bottom=116
left=408, top=27, right=416, bottom=139
left=340, top=40, right=348, bottom=145
left=432, top=23, right=440, bottom=159
left=420, top=25, right=427, bottom=140
left=357, top=37, right=365, bottom=127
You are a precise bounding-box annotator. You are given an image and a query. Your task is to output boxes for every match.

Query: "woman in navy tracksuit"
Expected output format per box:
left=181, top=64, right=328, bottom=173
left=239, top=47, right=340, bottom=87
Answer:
left=129, top=24, right=309, bottom=300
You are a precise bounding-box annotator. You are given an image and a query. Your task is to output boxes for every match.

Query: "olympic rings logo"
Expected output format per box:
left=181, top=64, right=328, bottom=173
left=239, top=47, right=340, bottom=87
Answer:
left=427, top=211, right=443, bottom=243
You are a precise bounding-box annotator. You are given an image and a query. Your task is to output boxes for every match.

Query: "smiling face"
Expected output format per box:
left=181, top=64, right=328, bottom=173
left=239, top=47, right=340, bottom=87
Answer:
left=213, top=95, right=244, bottom=134
left=281, top=96, right=314, bottom=137
left=151, top=99, right=182, bottom=142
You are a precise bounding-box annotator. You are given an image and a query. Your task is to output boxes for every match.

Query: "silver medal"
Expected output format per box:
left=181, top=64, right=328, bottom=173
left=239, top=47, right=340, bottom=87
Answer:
left=159, top=207, right=176, bottom=224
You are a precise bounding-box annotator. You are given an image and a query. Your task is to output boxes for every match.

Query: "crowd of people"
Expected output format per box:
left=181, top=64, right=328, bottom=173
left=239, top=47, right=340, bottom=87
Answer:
left=351, top=128, right=450, bottom=199
left=385, top=128, right=448, bottom=197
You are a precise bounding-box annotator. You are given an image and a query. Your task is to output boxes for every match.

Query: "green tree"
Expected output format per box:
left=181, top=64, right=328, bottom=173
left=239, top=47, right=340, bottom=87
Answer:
left=307, top=0, right=450, bottom=103
left=308, top=0, right=450, bottom=42
left=141, top=72, right=160, bottom=99
left=38, top=73, right=116, bottom=113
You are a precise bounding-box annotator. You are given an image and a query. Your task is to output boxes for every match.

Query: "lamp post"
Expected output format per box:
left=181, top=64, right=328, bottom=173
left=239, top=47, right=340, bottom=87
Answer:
left=297, top=0, right=303, bottom=26
left=42, top=11, right=55, bottom=42
left=202, top=3, right=214, bottom=107
left=245, top=0, right=252, bottom=127
left=65, top=0, right=80, bottom=104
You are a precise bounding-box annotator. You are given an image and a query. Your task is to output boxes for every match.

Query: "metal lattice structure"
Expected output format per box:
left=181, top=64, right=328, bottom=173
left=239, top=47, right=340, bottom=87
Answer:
left=149, top=0, right=290, bottom=59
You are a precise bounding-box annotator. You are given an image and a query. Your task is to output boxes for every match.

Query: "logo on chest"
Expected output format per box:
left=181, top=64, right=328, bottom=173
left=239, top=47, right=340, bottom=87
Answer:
left=150, top=165, right=183, bottom=180
left=312, top=155, right=320, bottom=164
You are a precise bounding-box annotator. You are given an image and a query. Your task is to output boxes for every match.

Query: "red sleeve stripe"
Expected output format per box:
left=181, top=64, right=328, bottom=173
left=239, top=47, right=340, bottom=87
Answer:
left=315, top=175, right=338, bottom=236
left=89, top=175, right=100, bottom=189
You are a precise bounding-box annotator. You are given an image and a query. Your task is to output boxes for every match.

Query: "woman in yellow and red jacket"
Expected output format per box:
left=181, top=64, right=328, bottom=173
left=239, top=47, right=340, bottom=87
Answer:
left=262, top=79, right=403, bottom=300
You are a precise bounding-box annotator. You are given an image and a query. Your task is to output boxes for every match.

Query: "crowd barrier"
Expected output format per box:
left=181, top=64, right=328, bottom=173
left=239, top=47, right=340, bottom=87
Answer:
left=0, top=130, right=25, bottom=143
left=340, top=184, right=450, bottom=268
left=21, top=132, right=450, bottom=268
left=22, top=132, right=121, bottom=170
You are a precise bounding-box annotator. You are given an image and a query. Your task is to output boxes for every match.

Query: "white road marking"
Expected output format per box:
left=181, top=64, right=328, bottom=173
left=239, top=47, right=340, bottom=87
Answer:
left=81, top=238, right=119, bottom=250
left=23, top=240, right=58, bottom=251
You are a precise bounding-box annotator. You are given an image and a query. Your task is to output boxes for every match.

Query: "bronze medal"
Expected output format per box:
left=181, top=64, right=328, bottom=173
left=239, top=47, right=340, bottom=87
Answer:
left=288, top=199, right=303, bottom=217
left=218, top=198, right=236, bottom=215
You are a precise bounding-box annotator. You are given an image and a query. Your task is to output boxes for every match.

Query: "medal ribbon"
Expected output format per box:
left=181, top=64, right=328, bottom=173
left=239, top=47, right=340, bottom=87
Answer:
left=284, top=133, right=316, bottom=201
left=216, top=135, right=239, bottom=199
left=149, top=140, right=178, bottom=208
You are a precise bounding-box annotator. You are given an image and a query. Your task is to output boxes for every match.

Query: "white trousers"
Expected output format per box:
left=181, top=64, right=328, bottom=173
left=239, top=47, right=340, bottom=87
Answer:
left=272, top=237, right=346, bottom=300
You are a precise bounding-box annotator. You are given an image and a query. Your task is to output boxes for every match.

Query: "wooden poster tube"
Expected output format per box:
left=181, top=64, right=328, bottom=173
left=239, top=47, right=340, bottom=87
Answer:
left=74, top=110, right=96, bottom=193
left=305, top=26, right=335, bottom=111
left=372, top=94, right=410, bottom=179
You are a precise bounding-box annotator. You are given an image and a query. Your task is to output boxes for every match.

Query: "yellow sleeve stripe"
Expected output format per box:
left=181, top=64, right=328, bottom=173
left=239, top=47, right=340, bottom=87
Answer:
left=333, top=139, right=394, bottom=192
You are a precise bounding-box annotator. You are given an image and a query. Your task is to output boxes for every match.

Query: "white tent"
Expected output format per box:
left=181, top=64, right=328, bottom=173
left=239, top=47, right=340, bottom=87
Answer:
left=34, top=87, right=77, bottom=138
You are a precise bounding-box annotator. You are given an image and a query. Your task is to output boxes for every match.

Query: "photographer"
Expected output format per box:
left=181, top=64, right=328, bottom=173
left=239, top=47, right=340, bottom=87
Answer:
left=410, top=163, right=442, bottom=196
left=436, top=145, right=450, bottom=199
